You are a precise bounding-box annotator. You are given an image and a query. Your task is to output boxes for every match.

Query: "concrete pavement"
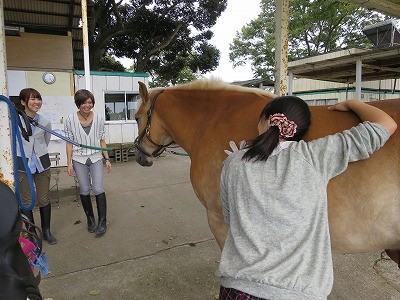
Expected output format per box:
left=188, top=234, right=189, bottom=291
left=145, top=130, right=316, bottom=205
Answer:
left=34, top=151, right=400, bottom=299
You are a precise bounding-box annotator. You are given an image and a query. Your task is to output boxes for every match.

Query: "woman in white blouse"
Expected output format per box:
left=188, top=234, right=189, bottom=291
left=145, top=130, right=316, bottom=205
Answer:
left=65, top=89, right=111, bottom=237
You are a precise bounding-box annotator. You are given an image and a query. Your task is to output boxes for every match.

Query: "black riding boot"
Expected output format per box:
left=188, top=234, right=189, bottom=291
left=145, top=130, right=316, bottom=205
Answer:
left=39, top=204, right=57, bottom=245
left=95, top=193, right=107, bottom=237
left=80, top=194, right=96, bottom=233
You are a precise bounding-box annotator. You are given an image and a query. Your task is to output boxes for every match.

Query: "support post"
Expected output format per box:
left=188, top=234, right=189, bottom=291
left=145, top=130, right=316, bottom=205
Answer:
left=288, top=72, right=293, bottom=96
left=355, top=60, right=362, bottom=100
left=0, top=0, right=13, bottom=186
left=81, top=0, right=91, bottom=91
left=274, top=0, right=289, bottom=96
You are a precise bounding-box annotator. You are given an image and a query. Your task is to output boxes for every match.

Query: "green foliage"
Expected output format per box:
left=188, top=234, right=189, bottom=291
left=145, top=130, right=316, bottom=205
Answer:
left=98, top=56, right=125, bottom=72
left=88, top=0, right=227, bottom=84
left=150, top=65, right=198, bottom=87
left=229, top=0, right=388, bottom=79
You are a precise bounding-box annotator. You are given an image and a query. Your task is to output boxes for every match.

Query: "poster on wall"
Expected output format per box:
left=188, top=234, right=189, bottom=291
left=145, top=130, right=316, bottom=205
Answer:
left=40, top=96, right=76, bottom=126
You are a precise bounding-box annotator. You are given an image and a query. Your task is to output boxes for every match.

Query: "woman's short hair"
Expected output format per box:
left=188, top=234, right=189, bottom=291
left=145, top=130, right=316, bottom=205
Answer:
left=74, top=89, right=95, bottom=108
left=19, top=88, right=42, bottom=104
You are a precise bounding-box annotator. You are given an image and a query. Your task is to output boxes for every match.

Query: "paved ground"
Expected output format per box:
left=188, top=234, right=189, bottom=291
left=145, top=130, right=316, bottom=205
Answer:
left=33, top=151, right=400, bottom=299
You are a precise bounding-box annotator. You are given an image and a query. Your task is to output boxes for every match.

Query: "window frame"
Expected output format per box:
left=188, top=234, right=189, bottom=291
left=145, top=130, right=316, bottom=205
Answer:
left=103, top=91, right=140, bottom=122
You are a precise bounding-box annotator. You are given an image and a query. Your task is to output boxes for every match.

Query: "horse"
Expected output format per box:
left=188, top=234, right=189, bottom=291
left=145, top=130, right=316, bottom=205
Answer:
left=134, top=79, right=400, bottom=263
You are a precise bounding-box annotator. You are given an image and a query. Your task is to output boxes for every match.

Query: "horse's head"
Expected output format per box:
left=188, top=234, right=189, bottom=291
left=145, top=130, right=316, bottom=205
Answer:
left=134, top=82, right=173, bottom=166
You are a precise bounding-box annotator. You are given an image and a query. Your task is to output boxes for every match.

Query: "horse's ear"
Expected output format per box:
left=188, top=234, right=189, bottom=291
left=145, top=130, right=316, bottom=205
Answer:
left=138, top=81, right=149, bottom=104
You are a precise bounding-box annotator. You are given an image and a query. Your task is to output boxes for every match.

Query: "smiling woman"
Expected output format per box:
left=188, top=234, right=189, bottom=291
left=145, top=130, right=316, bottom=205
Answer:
left=64, top=89, right=112, bottom=238
left=17, top=88, right=58, bottom=245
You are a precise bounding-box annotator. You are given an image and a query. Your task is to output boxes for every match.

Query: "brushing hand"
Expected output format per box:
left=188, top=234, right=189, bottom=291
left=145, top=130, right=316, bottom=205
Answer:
left=224, top=140, right=247, bottom=156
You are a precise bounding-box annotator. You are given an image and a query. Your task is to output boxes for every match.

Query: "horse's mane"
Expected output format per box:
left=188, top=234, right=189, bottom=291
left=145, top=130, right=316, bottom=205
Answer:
left=152, top=79, right=276, bottom=99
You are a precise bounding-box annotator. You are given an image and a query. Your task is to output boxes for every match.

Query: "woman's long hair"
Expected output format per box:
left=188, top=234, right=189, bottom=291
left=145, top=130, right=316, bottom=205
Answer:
left=242, top=96, right=311, bottom=162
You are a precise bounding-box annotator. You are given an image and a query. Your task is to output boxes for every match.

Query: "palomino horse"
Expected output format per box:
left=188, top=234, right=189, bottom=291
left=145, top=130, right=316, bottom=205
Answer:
left=134, top=80, right=400, bottom=261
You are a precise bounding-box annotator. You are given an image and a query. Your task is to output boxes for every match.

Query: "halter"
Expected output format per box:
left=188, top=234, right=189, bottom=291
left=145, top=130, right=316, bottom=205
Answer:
left=134, top=89, right=173, bottom=158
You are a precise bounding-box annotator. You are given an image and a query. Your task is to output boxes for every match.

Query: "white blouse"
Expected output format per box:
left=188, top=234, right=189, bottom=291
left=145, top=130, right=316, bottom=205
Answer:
left=64, top=112, right=106, bottom=164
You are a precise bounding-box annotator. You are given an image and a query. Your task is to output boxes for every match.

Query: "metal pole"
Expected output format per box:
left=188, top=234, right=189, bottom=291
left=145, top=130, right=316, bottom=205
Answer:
left=274, top=0, right=289, bottom=96
left=81, top=0, right=91, bottom=91
left=0, top=0, right=13, bottom=186
left=355, top=60, right=362, bottom=100
left=288, top=72, right=293, bottom=95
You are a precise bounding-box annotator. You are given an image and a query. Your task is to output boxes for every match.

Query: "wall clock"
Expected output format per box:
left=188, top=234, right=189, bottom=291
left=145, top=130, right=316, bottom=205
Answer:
left=43, top=72, right=56, bottom=84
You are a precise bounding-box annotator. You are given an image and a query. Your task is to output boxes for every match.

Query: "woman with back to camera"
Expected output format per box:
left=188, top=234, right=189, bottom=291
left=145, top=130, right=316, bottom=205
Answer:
left=218, top=97, right=397, bottom=300
left=17, top=88, right=57, bottom=245
left=64, top=89, right=111, bottom=237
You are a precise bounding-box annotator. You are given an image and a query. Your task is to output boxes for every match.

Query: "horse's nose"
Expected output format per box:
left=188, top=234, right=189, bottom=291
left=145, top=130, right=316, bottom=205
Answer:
left=135, top=152, right=153, bottom=167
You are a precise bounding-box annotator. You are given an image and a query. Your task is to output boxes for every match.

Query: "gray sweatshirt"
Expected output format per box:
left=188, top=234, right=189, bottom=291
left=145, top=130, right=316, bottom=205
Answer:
left=217, top=122, right=390, bottom=300
left=17, top=114, right=52, bottom=172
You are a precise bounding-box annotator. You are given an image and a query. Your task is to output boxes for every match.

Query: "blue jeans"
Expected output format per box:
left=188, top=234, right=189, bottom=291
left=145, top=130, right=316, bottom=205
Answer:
left=73, top=159, right=104, bottom=196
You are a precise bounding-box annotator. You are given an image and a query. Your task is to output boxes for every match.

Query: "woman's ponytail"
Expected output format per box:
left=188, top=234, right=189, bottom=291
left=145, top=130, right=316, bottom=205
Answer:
left=243, top=125, right=280, bottom=162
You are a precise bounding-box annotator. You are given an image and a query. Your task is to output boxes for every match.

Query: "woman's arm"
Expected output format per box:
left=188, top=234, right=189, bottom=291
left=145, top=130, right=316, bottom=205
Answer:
left=66, top=142, right=74, bottom=176
left=100, top=139, right=111, bottom=173
left=328, top=100, right=397, bottom=135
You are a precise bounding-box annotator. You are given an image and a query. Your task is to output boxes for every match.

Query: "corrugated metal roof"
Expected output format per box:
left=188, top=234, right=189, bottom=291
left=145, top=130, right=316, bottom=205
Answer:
left=343, top=0, right=400, bottom=18
left=288, top=45, right=400, bottom=83
left=231, top=78, right=275, bottom=88
left=3, top=0, right=83, bottom=69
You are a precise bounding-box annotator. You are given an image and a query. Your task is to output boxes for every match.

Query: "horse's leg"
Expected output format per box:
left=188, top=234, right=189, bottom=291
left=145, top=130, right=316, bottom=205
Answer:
left=192, top=191, right=228, bottom=249
left=190, top=163, right=228, bottom=250
left=206, top=203, right=228, bottom=250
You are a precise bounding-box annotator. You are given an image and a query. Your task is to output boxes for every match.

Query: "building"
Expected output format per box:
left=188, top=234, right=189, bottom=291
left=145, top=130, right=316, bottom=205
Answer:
left=3, top=1, right=149, bottom=166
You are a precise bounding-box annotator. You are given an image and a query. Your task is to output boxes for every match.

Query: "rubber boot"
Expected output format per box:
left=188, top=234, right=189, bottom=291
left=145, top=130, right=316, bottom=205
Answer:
left=39, top=204, right=57, bottom=245
left=80, top=194, right=96, bottom=233
left=95, top=193, right=107, bottom=237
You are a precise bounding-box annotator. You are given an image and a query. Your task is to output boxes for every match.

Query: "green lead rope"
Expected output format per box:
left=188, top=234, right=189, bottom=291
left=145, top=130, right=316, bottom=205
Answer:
left=28, top=117, right=112, bottom=152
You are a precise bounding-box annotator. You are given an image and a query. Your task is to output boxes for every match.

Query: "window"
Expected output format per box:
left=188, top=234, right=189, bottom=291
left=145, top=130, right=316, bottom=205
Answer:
left=104, top=92, right=140, bottom=121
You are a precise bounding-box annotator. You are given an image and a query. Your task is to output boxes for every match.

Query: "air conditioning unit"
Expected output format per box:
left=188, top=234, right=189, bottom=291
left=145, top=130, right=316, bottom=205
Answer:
left=5, top=26, right=22, bottom=36
left=363, top=19, right=400, bottom=48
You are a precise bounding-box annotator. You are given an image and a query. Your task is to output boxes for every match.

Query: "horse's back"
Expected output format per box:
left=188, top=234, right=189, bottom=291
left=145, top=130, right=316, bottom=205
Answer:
left=215, top=96, right=400, bottom=252
left=307, top=99, right=400, bottom=252
left=169, top=84, right=400, bottom=253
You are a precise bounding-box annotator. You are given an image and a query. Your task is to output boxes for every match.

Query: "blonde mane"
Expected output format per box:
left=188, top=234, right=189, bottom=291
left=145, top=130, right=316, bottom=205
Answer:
left=151, top=79, right=276, bottom=99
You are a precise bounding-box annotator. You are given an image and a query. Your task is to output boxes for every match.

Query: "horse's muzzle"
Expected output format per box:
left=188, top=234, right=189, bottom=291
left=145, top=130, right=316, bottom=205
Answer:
left=135, top=150, right=154, bottom=166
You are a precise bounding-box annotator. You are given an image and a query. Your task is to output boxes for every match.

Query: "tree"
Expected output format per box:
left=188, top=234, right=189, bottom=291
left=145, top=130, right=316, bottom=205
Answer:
left=229, top=0, right=388, bottom=79
left=88, top=0, right=227, bottom=84
left=98, top=56, right=125, bottom=72
left=87, top=0, right=128, bottom=70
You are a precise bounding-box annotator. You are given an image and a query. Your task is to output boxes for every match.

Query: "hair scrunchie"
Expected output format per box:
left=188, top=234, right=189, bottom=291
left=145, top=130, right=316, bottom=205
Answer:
left=268, top=113, right=298, bottom=138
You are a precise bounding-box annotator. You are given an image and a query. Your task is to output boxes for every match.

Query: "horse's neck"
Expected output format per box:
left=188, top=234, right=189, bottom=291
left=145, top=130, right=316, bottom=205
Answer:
left=157, top=93, right=208, bottom=154
left=156, top=90, right=269, bottom=156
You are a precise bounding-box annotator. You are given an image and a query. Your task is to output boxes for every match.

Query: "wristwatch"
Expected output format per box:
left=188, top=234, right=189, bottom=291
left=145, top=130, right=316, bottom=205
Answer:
left=104, top=157, right=110, bottom=161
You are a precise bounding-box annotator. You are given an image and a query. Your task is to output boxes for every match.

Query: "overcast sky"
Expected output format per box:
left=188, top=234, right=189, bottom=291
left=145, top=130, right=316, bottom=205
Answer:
left=118, top=0, right=262, bottom=83
left=205, top=0, right=261, bottom=82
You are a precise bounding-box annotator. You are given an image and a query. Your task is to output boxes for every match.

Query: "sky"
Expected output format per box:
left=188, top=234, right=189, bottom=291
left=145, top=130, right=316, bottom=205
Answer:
left=119, top=0, right=262, bottom=83
left=205, top=0, right=261, bottom=82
